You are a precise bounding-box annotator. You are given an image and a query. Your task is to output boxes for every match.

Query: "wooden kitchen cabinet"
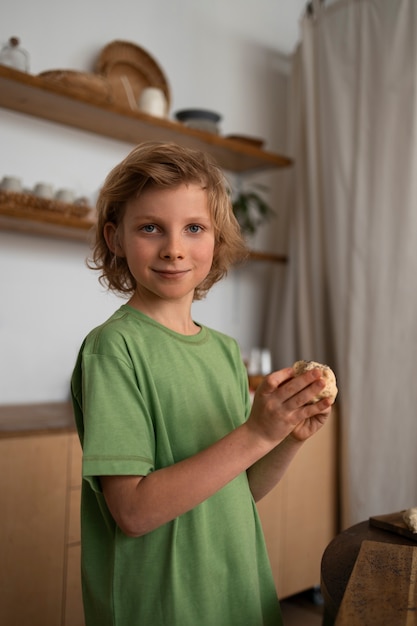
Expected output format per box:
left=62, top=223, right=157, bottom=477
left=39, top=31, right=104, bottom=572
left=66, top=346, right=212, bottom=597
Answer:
left=0, top=404, right=84, bottom=626
left=0, top=402, right=337, bottom=623
left=257, top=407, right=338, bottom=599
left=63, top=434, right=84, bottom=626
left=0, top=433, right=68, bottom=626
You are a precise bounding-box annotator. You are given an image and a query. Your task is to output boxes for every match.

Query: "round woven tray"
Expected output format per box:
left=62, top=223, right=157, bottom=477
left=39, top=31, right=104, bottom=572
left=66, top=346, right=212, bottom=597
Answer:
left=38, top=70, right=112, bottom=104
left=95, top=40, right=170, bottom=111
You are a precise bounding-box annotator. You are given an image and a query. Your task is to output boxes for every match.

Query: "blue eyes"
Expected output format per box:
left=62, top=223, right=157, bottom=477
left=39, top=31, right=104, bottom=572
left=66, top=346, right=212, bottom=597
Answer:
left=188, top=224, right=201, bottom=233
left=140, top=224, right=202, bottom=234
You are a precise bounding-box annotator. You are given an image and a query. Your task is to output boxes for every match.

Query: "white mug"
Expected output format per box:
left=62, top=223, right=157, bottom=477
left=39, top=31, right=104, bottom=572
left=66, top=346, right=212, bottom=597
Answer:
left=0, top=176, right=23, bottom=192
left=33, top=182, right=54, bottom=199
left=138, top=87, right=167, bottom=118
left=55, top=188, right=75, bottom=204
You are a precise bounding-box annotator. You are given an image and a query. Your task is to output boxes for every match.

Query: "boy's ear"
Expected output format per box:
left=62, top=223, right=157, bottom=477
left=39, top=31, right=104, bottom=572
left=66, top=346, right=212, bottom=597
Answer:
left=104, top=222, right=125, bottom=257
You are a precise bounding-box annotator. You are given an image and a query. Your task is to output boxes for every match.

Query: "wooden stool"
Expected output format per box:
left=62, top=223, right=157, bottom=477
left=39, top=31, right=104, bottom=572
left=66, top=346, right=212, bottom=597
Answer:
left=320, top=520, right=417, bottom=625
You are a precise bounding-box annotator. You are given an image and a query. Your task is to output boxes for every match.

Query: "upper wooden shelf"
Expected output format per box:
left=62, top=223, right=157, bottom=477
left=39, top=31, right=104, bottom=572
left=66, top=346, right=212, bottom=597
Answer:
left=0, top=66, right=293, bottom=173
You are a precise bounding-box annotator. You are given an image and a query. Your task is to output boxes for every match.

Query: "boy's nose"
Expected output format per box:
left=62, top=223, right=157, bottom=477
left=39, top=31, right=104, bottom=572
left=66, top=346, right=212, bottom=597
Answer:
left=160, top=235, right=185, bottom=260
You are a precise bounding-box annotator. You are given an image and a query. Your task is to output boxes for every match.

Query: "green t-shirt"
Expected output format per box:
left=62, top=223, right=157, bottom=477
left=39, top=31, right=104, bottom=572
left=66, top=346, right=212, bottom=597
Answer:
left=71, top=304, right=282, bottom=626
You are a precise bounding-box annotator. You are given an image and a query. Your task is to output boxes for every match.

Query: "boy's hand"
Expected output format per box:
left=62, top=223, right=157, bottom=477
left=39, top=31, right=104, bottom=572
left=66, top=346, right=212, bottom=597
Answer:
left=248, top=366, right=335, bottom=445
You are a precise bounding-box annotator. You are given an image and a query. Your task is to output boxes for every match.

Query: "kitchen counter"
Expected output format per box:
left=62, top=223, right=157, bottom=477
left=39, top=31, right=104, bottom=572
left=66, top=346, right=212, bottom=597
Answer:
left=0, top=401, right=83, bottom=625
left=0, top=401, right=75, bottom=437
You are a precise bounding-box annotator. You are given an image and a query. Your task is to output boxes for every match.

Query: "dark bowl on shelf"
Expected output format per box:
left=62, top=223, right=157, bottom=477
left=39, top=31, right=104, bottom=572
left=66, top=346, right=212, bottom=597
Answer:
left=174, top=108, right=222, bottom=133
left=175, top=108, right=221, bottom=122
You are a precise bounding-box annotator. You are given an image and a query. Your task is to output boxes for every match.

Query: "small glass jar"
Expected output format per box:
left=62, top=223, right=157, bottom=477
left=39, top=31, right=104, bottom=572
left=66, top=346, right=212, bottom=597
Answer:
left=0, top=37, right=29, bottom=72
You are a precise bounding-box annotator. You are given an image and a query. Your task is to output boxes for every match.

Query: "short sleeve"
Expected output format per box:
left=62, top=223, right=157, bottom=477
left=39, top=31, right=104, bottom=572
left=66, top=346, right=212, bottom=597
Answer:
left=81, top=352, right=155, bottom=492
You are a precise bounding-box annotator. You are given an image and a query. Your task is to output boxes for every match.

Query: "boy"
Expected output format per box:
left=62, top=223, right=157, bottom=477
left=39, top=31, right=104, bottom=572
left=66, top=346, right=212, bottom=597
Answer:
left=71, top=142, right=334, bottom=625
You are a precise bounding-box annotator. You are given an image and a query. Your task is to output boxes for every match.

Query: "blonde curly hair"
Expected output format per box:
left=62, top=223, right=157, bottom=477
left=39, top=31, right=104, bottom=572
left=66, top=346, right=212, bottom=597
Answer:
left=89, top=141, right=248, bottom=300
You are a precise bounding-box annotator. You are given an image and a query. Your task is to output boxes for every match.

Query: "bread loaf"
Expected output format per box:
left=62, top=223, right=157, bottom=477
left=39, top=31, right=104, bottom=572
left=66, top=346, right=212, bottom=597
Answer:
left=293, top=360, right=338, bottom=403
left=403, top=507, right=417, bottom=533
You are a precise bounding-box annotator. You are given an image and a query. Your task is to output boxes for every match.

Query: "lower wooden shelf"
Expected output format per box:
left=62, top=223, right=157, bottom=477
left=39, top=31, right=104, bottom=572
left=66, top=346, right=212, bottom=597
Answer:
left=0, top=203, right=93, bottom=241
left=0, top=191, right=93, bottom=241
left=0, top=200, right=287, bottom=262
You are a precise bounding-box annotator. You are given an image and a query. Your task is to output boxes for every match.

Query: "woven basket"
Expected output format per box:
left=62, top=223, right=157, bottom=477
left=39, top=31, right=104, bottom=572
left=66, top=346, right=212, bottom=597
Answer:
left=95, top=40, right=170, bottom=111
left=38, top=70, right=112, bottom=104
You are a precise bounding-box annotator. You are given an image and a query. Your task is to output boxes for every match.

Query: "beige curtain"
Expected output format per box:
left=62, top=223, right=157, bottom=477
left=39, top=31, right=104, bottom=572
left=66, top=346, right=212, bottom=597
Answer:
left=268, top=0, right=417, bottom=528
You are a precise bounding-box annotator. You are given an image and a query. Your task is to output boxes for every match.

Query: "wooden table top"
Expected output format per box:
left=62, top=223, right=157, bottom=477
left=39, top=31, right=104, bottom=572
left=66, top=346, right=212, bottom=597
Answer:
left=0, top=402, right=75, bottom=437
left=321, top=520, right=417, bottom=623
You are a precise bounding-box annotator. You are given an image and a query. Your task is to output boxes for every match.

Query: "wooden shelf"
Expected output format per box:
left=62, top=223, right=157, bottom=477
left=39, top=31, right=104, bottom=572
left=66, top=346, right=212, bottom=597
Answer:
left=0, top=200, right=94, bottom=241
left=0, top=202, right=287, bottom=262
left=247, top=250, right=287, bottom=264
left=0, top=66, right=293, bottom=173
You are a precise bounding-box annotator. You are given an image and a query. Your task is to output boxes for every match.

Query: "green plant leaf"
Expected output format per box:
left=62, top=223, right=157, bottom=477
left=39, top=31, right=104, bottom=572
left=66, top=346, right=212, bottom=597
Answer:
left=231, top=184, right=275, bottom=235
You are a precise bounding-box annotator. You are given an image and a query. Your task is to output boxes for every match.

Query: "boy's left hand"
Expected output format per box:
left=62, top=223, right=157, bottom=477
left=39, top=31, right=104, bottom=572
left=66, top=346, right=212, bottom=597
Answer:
left=288, top=397, right=333, bottom=442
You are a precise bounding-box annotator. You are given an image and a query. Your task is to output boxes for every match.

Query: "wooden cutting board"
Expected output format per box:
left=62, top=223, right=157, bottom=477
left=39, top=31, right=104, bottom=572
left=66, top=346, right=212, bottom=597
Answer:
left=335, top=540, right=417, bottom=625
left=370, top=511, right=417, bottom=542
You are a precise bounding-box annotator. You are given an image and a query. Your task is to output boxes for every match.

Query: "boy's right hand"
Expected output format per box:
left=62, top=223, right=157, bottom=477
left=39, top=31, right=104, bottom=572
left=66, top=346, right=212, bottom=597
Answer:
left=247, top=366, right=333, bottom=445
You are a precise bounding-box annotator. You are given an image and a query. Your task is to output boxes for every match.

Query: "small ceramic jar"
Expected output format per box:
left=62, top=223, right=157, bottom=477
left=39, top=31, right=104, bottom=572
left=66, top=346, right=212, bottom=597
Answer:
left=138, top=87, right=167, bottom=118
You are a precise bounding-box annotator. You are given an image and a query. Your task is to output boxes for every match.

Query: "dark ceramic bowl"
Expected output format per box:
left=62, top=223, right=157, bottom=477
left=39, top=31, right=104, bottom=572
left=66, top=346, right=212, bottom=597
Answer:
left=174, top=109, right=222, bottom=123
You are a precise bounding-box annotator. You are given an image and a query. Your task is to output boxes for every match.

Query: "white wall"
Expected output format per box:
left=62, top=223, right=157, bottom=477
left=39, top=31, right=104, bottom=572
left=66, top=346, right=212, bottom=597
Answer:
left=0, top=0, right=294, bottom=404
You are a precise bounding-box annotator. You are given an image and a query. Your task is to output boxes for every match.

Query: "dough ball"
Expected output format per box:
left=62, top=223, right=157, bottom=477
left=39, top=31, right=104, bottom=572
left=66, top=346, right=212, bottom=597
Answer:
left=293, top=360, right=338, bottom=403
left=403, top=507, right=417, bottom=533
